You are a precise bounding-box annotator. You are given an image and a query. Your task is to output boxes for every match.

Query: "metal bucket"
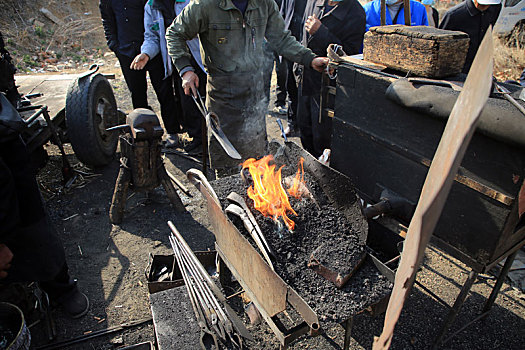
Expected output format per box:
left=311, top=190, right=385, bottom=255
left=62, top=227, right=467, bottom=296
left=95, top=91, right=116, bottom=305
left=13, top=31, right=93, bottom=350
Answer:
left=0, top=302, right=31, bottom=350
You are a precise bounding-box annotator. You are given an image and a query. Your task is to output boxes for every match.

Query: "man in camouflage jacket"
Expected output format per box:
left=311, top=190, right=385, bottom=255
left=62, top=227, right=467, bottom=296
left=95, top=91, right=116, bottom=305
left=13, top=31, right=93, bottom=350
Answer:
left=166, top=0, right=327, bottom=172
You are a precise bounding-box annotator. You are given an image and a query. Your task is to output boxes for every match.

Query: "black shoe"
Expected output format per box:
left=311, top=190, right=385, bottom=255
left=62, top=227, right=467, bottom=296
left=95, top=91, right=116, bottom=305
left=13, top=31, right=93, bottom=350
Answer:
left=184, top=139, right=203, bottom=155
left=60, top=290, right=89, bottom=318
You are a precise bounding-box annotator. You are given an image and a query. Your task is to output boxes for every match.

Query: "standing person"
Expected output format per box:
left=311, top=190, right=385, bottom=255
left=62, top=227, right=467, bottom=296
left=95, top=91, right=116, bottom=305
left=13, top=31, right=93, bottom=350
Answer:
left=279, top=0, right=309, bottom=136
left=130, top=0, right=205, bottom=154
left=439, top=0, right=502, bottom=74
left=166, top=0, right=328, bottom=175
left=0, top=34, right=89, bottom=318
left=99, top=0, right=184, bottom=147
left=364, top=0, right=428, bottom=31
left=420, top=0, right=439, bottom=27
left=296, top=0, right=366, bottom=159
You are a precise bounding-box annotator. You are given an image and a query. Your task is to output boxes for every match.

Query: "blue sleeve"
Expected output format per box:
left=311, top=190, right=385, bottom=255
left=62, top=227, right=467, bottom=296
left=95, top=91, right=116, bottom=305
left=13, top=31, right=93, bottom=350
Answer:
left=364, top=1, right=380, bottom=32
left=141, top=4, right=161, bottom=59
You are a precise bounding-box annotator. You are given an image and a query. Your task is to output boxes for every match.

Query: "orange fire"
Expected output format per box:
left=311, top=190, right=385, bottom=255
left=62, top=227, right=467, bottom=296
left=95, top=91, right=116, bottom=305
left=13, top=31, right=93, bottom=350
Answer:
left=287, top=157, right=305, bottom=199
left=242, top=155, right=306, bottom=231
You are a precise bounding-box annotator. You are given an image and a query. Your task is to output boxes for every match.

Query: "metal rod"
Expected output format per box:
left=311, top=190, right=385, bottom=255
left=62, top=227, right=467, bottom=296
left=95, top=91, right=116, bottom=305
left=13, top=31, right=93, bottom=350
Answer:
left=34, top=318, right=152, bottom=350
left=380, top=0, right=386, bottom=26
left=175, top=238, right=225, bottom=324
left=170, top=235, right=208, bottom=328
left=433, top=270, right=479, bottom=348
left=175, top=238, right=230, bottom=332
left=343, top=317, right=354, bottom=350
left=25, top=105, right=47, bottom=127
left=168, top=221, right=252, bottom=342
left=165, top=169, right=192, bottom=196
left=414, top=279, right=451, bottom=309
left=403, top=0, right=411, bottom=26
left=482, top=249, right=519, bottom=313
left=441, top=310, right=492, bottom=346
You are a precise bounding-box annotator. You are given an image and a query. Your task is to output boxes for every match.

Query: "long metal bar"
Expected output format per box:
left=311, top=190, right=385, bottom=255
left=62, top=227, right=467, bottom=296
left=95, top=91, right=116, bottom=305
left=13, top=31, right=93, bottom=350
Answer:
left=34, top=318, right=152, bottom=350
left=227, top=192, right=276, bottom=259
left=482, top=249, right=519, bottom=313
left=343, top=317, right=354, bottom=350
left=380, top=0, right=386, bottom=25
left=413, top=279, right=451, bottom=309
left=168, top=221, right=251, bottom=342
left=432, top=270, right=479, bottom=348
left=170, top=235, right=210, bottom=327
left=174, top=237, right=229, bottom=337
left=170, top=237, right=221, bottom=349
left=403, top=0, right=411, bottom=26
left=441, top=310, right=492, bottom=346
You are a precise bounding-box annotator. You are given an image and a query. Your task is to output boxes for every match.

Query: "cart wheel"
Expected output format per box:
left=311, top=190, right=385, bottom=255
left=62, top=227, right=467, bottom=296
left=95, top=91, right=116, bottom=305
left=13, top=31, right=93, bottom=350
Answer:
left=65, top=73, right=118, bottom=167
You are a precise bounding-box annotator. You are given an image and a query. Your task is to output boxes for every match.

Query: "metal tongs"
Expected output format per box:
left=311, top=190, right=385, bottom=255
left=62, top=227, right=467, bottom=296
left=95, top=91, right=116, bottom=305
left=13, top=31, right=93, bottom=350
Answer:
left=191, top=90, right=241, bottom=160
left=226, top=192, right=276, bottom=270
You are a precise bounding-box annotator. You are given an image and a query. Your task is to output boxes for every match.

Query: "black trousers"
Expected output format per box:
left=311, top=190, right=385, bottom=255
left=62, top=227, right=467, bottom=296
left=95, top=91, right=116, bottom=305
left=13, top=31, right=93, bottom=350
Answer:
left=285, top=59, right=299, bottom=129
left=275, top=54, right=288, bottom=108
left=173, top=66, right=207, bottom=142
left=117, top=53, right=183, bottom=135
left=297, top=93, right=332, bottom=159
left=0, top=137, right=76, bottom=301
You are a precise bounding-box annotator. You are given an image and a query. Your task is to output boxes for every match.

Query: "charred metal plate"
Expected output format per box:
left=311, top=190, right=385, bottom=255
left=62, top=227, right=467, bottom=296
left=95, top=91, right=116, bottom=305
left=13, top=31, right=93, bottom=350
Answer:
left=202, top=183, right=288, bottom=317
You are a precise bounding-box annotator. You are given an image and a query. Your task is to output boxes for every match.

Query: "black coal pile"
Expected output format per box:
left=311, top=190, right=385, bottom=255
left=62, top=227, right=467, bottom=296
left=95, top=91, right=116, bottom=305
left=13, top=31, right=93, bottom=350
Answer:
left=212, top=164, right=392, bottom=325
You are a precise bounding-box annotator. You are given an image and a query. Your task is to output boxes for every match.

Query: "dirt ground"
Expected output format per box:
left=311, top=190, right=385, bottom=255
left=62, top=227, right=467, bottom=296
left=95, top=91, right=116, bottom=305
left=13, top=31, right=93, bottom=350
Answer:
left=1, top=0, right=523, bottom=348
left=11, top=54, right=521, bottom=350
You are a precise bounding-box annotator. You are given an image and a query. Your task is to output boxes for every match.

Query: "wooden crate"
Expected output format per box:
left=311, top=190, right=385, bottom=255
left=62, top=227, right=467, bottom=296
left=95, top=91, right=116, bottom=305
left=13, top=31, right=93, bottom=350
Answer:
left=363, top=25, right=469, bottom=78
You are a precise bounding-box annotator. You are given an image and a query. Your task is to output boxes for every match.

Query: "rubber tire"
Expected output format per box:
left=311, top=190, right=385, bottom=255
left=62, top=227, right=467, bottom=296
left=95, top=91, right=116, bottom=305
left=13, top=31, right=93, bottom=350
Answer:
left=65, top=73, right=118, bottom=167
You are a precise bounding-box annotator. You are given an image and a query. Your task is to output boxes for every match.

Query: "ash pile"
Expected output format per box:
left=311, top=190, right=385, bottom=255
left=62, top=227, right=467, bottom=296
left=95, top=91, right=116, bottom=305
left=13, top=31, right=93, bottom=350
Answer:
left=212, top=142, right=393, bottom=324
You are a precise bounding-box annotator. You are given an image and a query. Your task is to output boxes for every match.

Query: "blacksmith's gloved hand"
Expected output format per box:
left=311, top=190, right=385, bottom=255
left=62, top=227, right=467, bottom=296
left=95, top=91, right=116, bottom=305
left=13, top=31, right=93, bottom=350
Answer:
left=182, top=70, right=199, bottom=97
left=0, top=244, right=13, bottom=279
left=311, top=57, right=329, bottom=73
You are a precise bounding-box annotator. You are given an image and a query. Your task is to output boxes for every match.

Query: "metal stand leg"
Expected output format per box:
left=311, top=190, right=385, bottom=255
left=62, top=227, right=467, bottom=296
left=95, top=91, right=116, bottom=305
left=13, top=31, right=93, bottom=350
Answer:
left=482, top=249, right=519, bottom=313
left=109, top=160, right=131, bottom=224
left=343, top=317, right=353, bottom=350
left=433, top=270, right=479, bottom=349
left=159, top=165, right=185, bottom=212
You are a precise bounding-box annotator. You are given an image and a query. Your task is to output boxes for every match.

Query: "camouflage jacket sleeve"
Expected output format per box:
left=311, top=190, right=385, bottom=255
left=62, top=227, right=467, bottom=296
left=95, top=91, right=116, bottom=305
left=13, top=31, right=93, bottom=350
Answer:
left=166, top=0, right=207, bottom=73
left=264, top=0, right=315, bottom=67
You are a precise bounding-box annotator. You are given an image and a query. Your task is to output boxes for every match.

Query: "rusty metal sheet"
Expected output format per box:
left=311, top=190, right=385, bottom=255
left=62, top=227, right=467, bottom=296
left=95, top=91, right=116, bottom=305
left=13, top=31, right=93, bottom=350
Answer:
left=373, top=29, right=494, bottom=349
left=15, top=74, right=78, bottom=117
left=201, top=183, right=288, bottom=317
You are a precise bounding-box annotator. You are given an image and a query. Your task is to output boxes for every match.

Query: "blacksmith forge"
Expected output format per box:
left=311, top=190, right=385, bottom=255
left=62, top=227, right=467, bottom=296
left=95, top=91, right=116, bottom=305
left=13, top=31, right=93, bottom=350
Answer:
left=109, top=108, right=184, bottom=224
left=325, top=63, right=525, bottom=346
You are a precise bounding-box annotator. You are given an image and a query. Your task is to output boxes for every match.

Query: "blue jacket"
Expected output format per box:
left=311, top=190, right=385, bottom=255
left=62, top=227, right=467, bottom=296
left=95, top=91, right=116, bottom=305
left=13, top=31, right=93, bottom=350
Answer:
left=141, top=0, right=204, bottom=79
left=364, top=0, right=428, bottom=31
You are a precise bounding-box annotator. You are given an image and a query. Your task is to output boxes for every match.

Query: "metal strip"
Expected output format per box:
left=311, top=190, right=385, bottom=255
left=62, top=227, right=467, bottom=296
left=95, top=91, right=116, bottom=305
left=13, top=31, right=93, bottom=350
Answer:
left=340, top=122, right=514, bottom=206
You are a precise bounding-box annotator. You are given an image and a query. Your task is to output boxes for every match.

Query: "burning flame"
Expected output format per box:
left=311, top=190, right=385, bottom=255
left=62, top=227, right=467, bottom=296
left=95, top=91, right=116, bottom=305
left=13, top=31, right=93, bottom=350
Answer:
left=287, top=157, right=305, bottom=199
left=242, top=156, right=306, bottom=231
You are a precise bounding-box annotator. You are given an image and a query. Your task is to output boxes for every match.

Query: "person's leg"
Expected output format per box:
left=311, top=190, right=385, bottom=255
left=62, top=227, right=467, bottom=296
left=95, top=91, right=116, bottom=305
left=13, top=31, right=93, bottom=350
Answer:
left=0, top=138, right=88, bottom=318
left=297, top=92, right=315, bottom=156
left=147, top=55, right=183, bottom=137
left=275, top=53, right=288, bottom=110
left=310, top=94, right=332, bottom=159
left=174, top=66, right=206, bottom=153
left=285, top=59, right=299, bottom=134
left=116, top=54, right=149, bottom=109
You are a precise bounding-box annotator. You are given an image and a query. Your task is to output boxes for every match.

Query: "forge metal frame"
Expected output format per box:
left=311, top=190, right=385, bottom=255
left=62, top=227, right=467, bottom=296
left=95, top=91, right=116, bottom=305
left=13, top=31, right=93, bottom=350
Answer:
left=197, top=179, right=320, bottom=349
